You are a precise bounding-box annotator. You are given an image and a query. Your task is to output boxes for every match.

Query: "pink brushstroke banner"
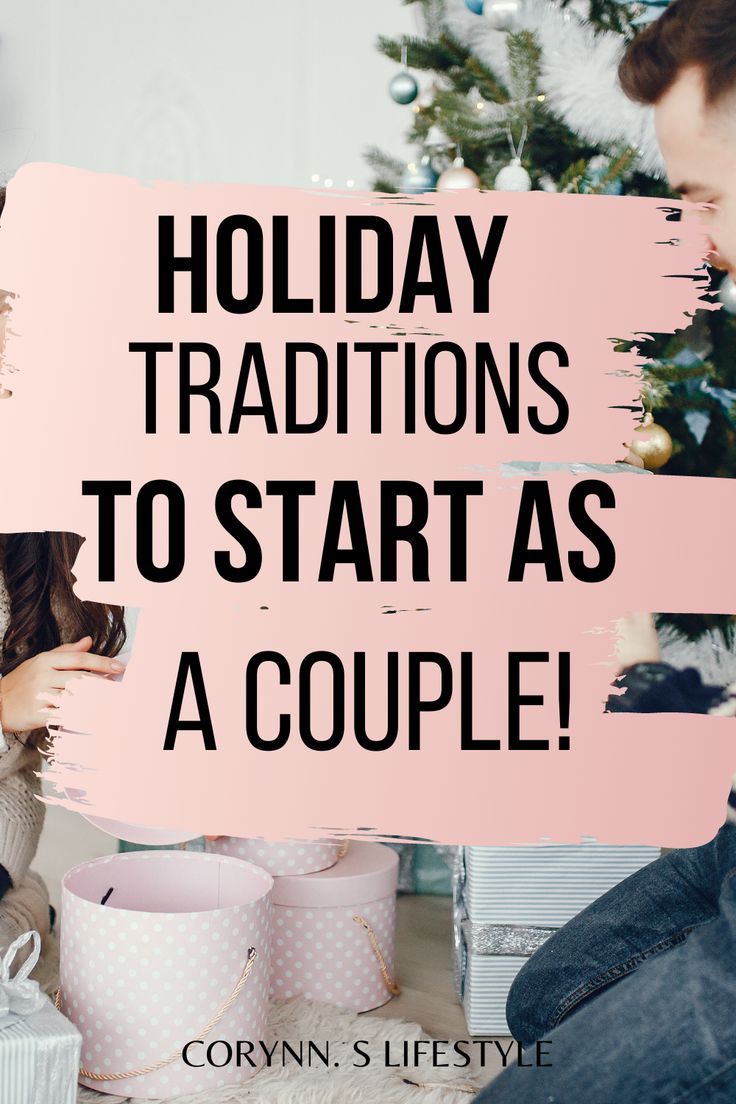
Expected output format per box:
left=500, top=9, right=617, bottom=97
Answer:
left=0, top=162, right=729, bottom=847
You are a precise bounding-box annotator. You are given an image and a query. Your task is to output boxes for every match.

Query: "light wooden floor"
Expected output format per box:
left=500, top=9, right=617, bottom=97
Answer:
left=372, top=893, right=469, bottom=1039
left=366, top=894, right=507, bottom=1087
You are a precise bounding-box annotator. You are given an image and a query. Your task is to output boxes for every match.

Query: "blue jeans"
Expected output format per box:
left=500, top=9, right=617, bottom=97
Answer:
left=475, top=821, right=736, bottom=1103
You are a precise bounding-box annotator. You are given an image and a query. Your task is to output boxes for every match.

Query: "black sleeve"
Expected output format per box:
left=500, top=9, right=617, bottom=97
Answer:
left=0, top=863, right=12, bottom=902
left=606, top=662, right=728, bottom=715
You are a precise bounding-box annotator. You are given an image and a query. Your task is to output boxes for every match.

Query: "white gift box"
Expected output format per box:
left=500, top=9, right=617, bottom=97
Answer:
left=0, top=931, right=81, bottom=1104
left=455, top=843, right=661, bottom=1035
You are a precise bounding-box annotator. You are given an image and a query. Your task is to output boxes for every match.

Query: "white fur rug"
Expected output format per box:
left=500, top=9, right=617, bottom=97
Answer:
left=75, top=997, right=489, bottom=1104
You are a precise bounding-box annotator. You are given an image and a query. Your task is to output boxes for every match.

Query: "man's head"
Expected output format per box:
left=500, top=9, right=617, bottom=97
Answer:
left=619, top=0, right=736, bottom=272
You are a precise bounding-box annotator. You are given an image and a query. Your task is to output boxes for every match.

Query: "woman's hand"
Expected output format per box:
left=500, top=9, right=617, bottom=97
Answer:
left=0, top=636, right=125, bottom=734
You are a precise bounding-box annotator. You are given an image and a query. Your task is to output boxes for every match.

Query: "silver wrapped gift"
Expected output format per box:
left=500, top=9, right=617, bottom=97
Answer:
left=453, top=847, right=555, bottom=1034
left=453, top=843, right=660, bottom=1035
left=0, top=932, right=81, bottom=1104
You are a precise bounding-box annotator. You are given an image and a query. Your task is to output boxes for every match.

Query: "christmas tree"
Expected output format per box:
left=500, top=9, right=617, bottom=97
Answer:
left=368, top=0, right=736, bottom=644
left=368, top=0, right=736, bottom=479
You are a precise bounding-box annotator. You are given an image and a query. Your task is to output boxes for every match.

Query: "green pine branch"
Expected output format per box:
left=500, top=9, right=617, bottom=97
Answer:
left=462, top=54, right=510, bottom=103
left=556, top=159, right=589, bottom=193
left=376, top=31, right=468, bottom=74
left=506, top=30, right=542, bottom=132
left=364, top=145, right=406, bottom=177
left=587, top=146, right=638, bottom=194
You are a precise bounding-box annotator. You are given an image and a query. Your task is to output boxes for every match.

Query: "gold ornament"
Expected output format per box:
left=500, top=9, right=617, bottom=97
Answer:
left=437, top=156, right=480, bottom=191
left=627, top=412, right=673, bottom=471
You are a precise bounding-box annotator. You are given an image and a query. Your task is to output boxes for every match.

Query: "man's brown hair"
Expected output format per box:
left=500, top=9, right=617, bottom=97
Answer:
left=619, top=0, right=736, bottom=106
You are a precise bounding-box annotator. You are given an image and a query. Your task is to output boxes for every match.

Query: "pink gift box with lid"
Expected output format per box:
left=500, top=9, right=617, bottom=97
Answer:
left=270, top=841, right=399, bottom=1013
left=59, top=850, right=272, bottom=1099
left=207, top=836, right=342, bottom=876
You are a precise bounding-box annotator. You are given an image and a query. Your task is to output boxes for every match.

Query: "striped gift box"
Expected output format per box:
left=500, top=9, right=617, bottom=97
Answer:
left=464, top=843, right=661, bottom=926
left=455, top=843, right=661, bottom=1035
left=0, top=1000, right=81, bottom=1104
left=463, top=952, right=532, bottom=1036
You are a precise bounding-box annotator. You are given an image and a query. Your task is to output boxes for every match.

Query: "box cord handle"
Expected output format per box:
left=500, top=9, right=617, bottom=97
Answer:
left=352, top=914, right=401, bottom=996
left=54, top=946, right=258, bottom=1083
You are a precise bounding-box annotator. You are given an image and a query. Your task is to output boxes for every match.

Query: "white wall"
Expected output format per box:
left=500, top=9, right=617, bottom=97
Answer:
left=0, top=0, right=416, bottom=187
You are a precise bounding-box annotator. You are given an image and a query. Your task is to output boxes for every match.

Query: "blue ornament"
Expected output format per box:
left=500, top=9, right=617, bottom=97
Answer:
left=400, top=155, right=438, bottom=195
left=389, top=70, right=419, bottom=105
left=465, top=0, right=484, bottom=12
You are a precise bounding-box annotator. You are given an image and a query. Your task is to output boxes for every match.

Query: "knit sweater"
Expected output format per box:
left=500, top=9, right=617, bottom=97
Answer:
left=0, top=570, right=46, bottom=886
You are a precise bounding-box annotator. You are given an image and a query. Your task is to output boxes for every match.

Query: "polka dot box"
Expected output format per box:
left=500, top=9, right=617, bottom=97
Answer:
left=59, top=850, right=272, bottom=1098
left=269, top=841, right=399, bottom=1012
left=207, top=836, right=341, bottom=876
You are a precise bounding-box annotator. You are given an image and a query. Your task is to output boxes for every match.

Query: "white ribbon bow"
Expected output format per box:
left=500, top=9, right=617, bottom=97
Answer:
left=0, top=930, right=46, bottom=1020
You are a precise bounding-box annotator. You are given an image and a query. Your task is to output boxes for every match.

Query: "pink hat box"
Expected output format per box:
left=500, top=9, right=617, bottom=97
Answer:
left=59, top=850, right=272, bottom=1099
left=269, top=841, right=400, bottom=1013
left=207, top=835, right=343, bottom=876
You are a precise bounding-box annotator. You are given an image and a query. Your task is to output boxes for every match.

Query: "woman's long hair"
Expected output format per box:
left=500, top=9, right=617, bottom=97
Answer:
left=1, top=532, right=126, bottom=674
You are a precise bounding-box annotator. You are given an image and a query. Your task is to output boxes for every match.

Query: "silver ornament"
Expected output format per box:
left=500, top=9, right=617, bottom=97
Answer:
left=389, top=70, right=419, bottom=105
left=437, top=156, right=480, bottom=192
left=494, top=157, right=531, bottom=191
left=483, top=0, right=526, bottom=31
left=718, top=274, right=736, bottom=315
left=400, top=154, right=438, bottom=195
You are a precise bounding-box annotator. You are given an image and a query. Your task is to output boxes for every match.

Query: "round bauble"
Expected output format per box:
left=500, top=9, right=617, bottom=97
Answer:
left=437, top=156, right=480, bottom=191
left=483, top=0, right=526, bottom=31
left=494, top=157, right=531, bottom=192
left=718, top=274, right=736, bottom=315
left=400, top=155, right=438, bottom=195
left=627, top=413, right=673, bottom=471
left=389, top=71, right=419, bottom=105
left=465, top=0, right=484, bottom=11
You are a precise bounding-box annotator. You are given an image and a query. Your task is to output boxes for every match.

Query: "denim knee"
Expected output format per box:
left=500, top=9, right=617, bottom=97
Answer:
left=505, top=953, right=553, bottom=1048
